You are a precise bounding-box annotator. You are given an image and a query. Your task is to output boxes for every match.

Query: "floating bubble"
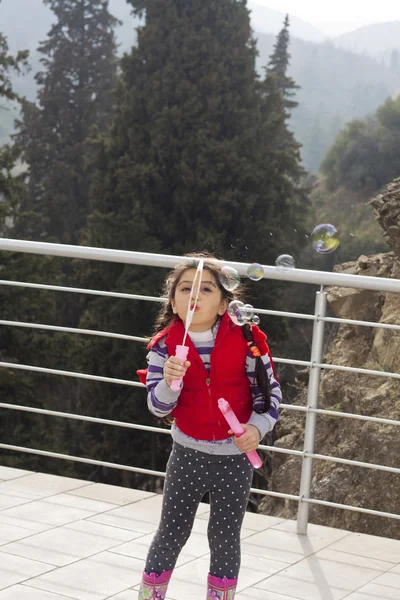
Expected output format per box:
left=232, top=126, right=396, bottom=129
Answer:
left=275, top=254, right=295, bottom=271
left=219, top=266, right=240, bottom=291
left=243, top=303, right=255, bottom=322
left=227, top=300, right=247, bottom=326
left=247, top=263, right=264, bottom=281
left=252, top=315, right=260, bottom=325
left=311, top=224, right=340, bottom=254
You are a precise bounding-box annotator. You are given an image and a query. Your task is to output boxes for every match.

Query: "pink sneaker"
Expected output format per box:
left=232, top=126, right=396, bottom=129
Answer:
left=138, top=570, right=173, bottom=600
left=206, top=574, right=238, bottom=600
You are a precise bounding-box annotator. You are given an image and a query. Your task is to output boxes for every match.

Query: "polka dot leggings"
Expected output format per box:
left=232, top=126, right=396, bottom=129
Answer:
left=145, top=442, right=254, bottom=579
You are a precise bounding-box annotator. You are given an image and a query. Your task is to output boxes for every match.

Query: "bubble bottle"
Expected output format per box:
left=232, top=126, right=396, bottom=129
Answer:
left=170, top=260, right=203, bottom=391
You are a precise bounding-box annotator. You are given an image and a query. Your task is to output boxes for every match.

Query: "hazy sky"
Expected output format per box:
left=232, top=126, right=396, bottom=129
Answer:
left=252, top=0, right=400, bottom=35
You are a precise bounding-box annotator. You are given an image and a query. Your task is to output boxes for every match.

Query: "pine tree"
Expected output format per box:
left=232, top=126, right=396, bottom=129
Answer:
left=74, top=0, right=309, bottom=489
left=0, top=28, right=62, bottom=472
left=0, top=1, right=119, bottom=477
left=0, top=26, right=28, bottom=211
left=0, top=29, right=28, bottom=105
left=87, top=1, right=308, bottom=258
left=266, top=15, right=299, bottom=112
left=14, top=0, right=119, bottom=245
left=260, top=15, right=308, bottom=257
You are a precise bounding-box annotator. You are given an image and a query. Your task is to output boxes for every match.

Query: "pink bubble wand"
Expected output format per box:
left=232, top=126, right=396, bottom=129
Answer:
left=218, top=398, right=263, bottom=469
left=170, top=259, right=204, bottom=392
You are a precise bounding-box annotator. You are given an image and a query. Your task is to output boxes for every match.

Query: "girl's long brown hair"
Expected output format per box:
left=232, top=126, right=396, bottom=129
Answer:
left=152, top=252, right=270, bottom=419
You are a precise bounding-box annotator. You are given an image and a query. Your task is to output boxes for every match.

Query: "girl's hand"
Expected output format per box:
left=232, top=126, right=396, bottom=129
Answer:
left=164, top=357, right=191, bottom=388
left=228, top=424, right=260, bottom=453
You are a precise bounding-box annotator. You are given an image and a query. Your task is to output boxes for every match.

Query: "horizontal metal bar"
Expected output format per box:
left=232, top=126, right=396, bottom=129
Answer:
left=258, top=444, right=400, bottom=473
left=274, top=359, right=400, bottom=379
left=272, top=358, right=400, bottom=380
left=0, top=401, right=303, bottom=457
left=0, top=443, right=166, bottom=477
left=254, top=308, right=316, bottom=321
left=1, top=280, right=398, bottom=332
left=303, top=497, right=400, bottom=521
left=272, top=357, right=311, bottom=367
left=0, top=326, right=397, bottom=381
left=307, top=451, right=400, bottom=474
left=1, top=363, right=398, bottom=430
left=0, top=239, right=399, bottom=293
left=2, top=400, right=398, bottom=464
left=1, top=395, right=398, bottom=441
left=0, top=397, right=377, bottom=470
left=256, top=309, right=400, bottom=332
left=280, top=403, right=306, bottom=412
left=2, top=441, right=398, bottom=521
left=316, top=361, right=400, bottom=379
left=249, top=488, right=300, bottom=500
left=255, top=308, right=400, bottom=331
left=0, top=403, right=170, bottom=434
left=258, top=443, right=303, bottom=457
left=0, top=361, right=145, bottom=387
left=0, top=403, right=304, bottom=460
left=2, top=402, right=397, bottom=473
left=281, top=403, right=400, bottom=427
left=0, top=279, right=165, bottom=303
left=0, top=441, right=299, bottom=501
left=258, top=442, right=400, bottom=474
left=0, top=319, right=149, bottom=343
left=0, top=403, right=305, bottom=460
left=321, top=315, right=400, bottom=331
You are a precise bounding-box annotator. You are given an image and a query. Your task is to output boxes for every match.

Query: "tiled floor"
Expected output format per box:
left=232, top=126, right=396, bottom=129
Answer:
left=0, top=465, right=399, bottom=599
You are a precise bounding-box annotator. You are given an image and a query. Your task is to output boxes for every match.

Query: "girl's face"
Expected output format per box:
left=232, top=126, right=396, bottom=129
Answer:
left=171, top=268, right=227, bottom=332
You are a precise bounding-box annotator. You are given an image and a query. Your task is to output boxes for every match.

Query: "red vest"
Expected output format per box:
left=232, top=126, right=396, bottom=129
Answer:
left=154, top=313, right=253, bottom=440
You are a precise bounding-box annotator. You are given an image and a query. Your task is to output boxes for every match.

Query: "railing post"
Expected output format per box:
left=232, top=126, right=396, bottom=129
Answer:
left=297, top=288, right=327, bottom=535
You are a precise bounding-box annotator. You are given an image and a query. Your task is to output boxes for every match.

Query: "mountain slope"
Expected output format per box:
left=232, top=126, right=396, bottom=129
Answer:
left=256, top=33, right=400, bottom=171
left=247, top=2, right=325, bottom=42
left=333, top=21, right=400, bottom=59
left=1, top=1, right=400, bottom=172
left=0, top=0, right=326, bottom=48
left=0, top=0, right=139, bottom=101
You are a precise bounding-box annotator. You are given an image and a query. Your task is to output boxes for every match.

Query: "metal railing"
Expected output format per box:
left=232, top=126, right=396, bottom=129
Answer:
left=0, top=238, right=399, bottom=534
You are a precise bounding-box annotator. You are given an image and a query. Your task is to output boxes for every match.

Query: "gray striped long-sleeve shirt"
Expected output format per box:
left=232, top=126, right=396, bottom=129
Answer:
left=146, top=326, right=282, bottom=456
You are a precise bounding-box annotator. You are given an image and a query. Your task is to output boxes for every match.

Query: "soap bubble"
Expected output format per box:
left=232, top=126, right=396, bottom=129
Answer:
left=227, top=300, right=247, bottom=326
left=275, top=254, right=295, bottom=271
left=243, top=304, right=255, bottom=322
left=219, top=266, right=240, bottom=291
left=247, top=263, right=264, bottom=281
left=311, top=224, right=340, bottom=254
left=252, top=315, right=260, bottom=325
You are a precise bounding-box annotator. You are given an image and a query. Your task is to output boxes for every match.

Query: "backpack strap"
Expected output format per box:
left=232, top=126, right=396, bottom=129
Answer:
left=137, top=324, right=172, bottom=384
left=137, top=369, right=148, bottom=385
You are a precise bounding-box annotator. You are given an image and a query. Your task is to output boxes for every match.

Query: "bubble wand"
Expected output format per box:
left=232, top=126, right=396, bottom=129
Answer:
left=218, top=398, right=263, bottom=469
left=170, top=259, right=204, bottom=392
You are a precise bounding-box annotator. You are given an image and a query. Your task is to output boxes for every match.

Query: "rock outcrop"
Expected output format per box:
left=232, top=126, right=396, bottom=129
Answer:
left=260, top=180, right=400, bottom=540
left=370, top=177, right=400, bottom=259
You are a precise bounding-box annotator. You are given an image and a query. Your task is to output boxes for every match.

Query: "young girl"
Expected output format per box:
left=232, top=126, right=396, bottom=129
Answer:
left=138, top=253, right=282, bottom=600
